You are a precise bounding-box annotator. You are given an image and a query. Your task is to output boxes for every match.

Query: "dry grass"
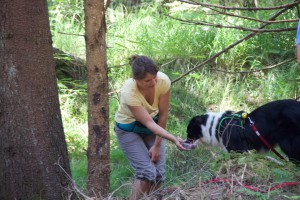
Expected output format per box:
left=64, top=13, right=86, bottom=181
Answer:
left=133, top=148, right=299, bottom=200
left=62, top=147, right=300, bottom=200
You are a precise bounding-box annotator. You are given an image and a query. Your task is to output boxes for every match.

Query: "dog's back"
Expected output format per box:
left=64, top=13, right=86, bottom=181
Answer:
left=248, top=99, right=300, bottom=162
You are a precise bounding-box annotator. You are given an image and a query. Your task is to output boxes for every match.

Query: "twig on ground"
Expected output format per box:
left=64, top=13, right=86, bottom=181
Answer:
left=56, top=158, right=92, bottom=200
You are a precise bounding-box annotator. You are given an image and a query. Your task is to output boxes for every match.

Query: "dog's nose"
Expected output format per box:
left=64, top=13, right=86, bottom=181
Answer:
left=185, top=139, right=195, bottom=144
left=182, top=142, right=197, bottom=150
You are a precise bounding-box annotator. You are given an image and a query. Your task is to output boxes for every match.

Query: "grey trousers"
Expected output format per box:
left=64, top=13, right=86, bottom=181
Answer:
left=114, top=126, right=166, bottom=183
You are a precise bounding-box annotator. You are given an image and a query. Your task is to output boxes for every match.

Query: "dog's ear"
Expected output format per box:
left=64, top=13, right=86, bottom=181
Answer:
left=192, top=115, right=208, bottom=125
left=186, top=115, right=208, bottom=140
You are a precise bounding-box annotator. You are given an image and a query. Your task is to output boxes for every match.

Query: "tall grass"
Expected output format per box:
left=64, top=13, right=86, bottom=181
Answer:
left=49, top=0, right=85, bottom=58
left=49, top=0, right=300, bottom=198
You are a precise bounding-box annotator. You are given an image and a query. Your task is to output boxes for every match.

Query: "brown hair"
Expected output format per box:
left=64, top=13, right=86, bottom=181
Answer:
left=128, top=55, right=159, bottom=80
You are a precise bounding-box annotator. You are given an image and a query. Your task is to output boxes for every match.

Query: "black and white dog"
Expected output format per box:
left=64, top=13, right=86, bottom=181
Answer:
left=186, top=99, right=300, bottom=163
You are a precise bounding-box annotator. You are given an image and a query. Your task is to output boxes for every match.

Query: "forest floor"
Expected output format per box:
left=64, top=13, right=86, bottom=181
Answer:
left=150, top=181, right=300, bottom=200
left=106, top=152, right=300, bottom=200
left=106, top=177, right=300, bottom=200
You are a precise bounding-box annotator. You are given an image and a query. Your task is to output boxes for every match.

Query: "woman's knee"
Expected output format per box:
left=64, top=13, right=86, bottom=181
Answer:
left=135, top=167, right=165, bottom=183
left=135, top=167, right=157, bottom=182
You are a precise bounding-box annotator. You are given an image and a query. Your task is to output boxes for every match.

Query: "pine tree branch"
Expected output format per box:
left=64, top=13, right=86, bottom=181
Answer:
left=176, top=0, right=300, bottom=11
left=208, top=7, right=299, bottom=24
left=165, top=14, right=297, bottom=33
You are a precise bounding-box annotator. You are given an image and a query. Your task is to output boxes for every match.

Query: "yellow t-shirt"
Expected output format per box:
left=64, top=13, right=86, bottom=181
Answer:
left=115, top=71, right=171, bottom=124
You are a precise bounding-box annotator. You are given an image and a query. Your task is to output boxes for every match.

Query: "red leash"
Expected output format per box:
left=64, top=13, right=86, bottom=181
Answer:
left=248, top=117, right=286, bottom=160
left=203, top=178, right=299, bottom=193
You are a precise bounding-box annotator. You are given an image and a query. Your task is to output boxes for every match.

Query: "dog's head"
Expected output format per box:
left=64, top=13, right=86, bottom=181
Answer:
left=186, top=111, right=245, bottom=151
left=186, top=114, right=209, bottom=143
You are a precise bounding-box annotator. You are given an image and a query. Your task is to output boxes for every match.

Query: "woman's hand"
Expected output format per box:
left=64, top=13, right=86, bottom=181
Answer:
left=149, top=145, right=161, bottom=163
left=174, top=137, right=189, bottom=151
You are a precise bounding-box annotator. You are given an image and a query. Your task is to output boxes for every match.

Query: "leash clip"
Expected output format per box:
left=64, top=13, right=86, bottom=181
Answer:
left=248, top=116, right=254, bottom=125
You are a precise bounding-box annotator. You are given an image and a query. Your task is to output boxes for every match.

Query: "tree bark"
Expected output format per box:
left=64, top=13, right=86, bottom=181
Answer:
left=0, top=1, right=71, bottom=199
left=84, top=0, right=110, bottom=197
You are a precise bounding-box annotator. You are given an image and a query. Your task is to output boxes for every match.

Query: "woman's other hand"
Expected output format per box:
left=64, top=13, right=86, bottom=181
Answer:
left=149, top=145, right=161, bottom=163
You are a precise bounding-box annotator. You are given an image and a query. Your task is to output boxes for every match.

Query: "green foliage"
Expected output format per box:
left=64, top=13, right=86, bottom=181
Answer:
left=164, top=145, right=214, bottom=189
left=48, top=0, right=85, bottom=58
left=58, top=79, right=87, bottom=123
left=70, top=156, right=88, bottom=192
left=209, top=150, right=299, bottom=183
left=110, top=148, right=133, bottom=196
left=58, top=78, right=88, bottom=191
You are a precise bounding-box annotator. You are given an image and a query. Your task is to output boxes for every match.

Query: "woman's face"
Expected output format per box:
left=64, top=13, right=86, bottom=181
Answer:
left=136, top=73, right=157, bottom=90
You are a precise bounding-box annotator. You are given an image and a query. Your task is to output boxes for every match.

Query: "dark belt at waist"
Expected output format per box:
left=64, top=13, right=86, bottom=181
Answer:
left=115, top=121, right=135, bottom=132
left=116, top=115, right=158, bottom=135
left=116, top=121, right=153, bottom=135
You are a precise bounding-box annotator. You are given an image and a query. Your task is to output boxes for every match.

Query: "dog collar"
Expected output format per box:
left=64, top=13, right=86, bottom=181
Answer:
left=217, top=113, right=246, bottom=137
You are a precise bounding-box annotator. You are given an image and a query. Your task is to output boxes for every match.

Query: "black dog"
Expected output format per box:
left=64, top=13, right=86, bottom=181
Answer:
left=186, top=99, right=300, bottom=163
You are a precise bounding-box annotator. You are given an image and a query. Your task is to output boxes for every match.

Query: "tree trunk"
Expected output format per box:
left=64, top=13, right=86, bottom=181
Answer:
left=84, top=0, right=110, bottom=197
left=0, top=1, right=71, bottom=200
